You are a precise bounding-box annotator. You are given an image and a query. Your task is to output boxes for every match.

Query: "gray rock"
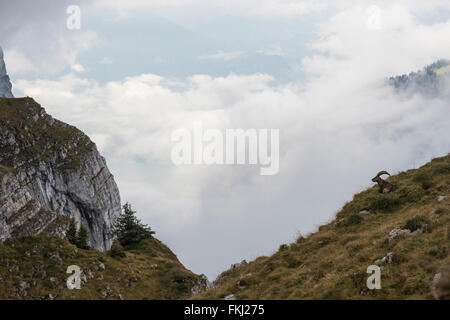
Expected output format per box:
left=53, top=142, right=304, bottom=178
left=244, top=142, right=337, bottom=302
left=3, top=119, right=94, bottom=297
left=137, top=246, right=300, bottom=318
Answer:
left=231, top=260, right=248, bottom=269
left=432, top=269, right=450, bottom=300
left=223, top=294, right=236, bottom=300
left=80, top=273, right=87, bottom=284
left=101, top=285, right=114, bottom=298
left=87, top=270, right=94, bottom=280
left=388, top=225, right=427, bottom=242
left=388, top=228, right=411, bottom=242
left=358, top=209, right=372, bottom=215
left=437, top=196, right=447, bottom=203
left=374, top=252, right=394, bottom=265
left=0, top=98, right=121, bottom=251
left=98, top=263, right=106, bottom=270
left=0, top=47, right=13, bottom=98
left=237, top=273, right=253, bottom=289
left=50, top=252, right=63, bottom=265
left=191, top=274, right=211, bottom=295
left=19, top=281, right=28, bottom=289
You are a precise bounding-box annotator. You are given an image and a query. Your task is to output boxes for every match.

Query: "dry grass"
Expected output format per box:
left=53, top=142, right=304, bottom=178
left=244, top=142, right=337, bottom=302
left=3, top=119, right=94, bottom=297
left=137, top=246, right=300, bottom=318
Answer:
left=0, top=236, right=200, bottom=300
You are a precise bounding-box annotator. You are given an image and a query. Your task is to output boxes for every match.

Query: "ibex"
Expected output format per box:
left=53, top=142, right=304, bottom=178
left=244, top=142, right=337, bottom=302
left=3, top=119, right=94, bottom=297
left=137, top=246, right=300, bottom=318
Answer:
left=372, top=171, right=397, bottom=194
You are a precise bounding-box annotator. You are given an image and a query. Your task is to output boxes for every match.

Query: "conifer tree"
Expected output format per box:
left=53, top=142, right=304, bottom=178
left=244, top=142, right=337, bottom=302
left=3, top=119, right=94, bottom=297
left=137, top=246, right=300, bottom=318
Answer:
left=113, top=203, right=155, bottom=248
left=76, top=223, right=90, bottom=249
left=109, top=239, right=126, bottom=259
left=66, top=217, right=78, bottom=246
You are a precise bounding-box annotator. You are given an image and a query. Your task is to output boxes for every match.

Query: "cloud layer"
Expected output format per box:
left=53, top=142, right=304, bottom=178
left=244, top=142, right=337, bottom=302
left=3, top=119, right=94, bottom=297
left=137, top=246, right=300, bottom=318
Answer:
left=93, top=0, right=327, bottom=19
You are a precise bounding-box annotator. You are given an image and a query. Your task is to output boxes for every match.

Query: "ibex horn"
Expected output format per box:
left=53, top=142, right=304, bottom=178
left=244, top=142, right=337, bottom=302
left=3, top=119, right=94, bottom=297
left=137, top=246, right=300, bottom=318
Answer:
left=375, top=171, right=391, bottom=178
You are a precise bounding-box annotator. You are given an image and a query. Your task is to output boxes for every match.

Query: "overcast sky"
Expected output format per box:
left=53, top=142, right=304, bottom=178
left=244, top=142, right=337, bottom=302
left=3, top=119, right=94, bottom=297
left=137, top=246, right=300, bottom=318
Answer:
left=1, top=0, right=450, bottom=280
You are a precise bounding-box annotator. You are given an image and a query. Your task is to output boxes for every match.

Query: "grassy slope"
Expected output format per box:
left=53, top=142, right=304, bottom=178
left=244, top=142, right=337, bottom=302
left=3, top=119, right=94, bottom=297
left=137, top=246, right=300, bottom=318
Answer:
left=197, top=155, right=450, bottom=300
left=0, top=236, right=201, bottom=300
left=0, top=97, right=94, bottom=171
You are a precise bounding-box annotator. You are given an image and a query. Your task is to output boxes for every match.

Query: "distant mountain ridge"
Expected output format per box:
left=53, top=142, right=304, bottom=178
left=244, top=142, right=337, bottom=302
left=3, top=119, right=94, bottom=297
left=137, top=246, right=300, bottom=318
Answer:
left=388, top=59, right=450, bottom=96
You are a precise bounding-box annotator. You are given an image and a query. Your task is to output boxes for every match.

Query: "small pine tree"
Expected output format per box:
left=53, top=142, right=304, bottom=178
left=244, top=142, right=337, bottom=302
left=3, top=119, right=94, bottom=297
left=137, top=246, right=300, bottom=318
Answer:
left=66, top=217, right=78, bottom=246
left=109, top=239, right=126, bottom=259
left=76, top=223, right=90, bottom=250
left=113, top=203, right=155, bottom=248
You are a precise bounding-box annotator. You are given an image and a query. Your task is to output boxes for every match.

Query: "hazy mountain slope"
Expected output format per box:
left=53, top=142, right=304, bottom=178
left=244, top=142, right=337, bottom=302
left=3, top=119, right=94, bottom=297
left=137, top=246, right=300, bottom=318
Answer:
left=196, top=155, right=450, bottom=300
left=0, top=236, right=207, bottom=300
left=388, top=59, right=450, bottom=96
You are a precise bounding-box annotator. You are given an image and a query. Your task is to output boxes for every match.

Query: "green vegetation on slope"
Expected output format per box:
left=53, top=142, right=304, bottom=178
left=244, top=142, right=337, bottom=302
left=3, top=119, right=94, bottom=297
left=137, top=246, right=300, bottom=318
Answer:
left=197, top=154, right=450, bottom=300
left=113, top=203, right=156, bottom=248
left=0, top=97, right=94, bottom=171
left=0, top=236, right=202, bottom=300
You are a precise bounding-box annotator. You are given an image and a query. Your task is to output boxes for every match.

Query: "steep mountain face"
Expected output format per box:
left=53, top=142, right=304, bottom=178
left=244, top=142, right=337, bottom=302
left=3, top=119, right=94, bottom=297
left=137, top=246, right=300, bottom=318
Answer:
left=0, top=47, right=13, bottom=98
left=0, top=97, right=121, bottom=251
left=197, top=154, right=450, bottom=300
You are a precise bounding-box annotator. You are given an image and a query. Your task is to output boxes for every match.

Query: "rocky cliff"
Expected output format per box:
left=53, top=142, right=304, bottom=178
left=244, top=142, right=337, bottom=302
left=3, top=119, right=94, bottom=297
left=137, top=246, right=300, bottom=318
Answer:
left=0, top=97, right=121, bottom=251
left=0, top=47, right=13, bottom=98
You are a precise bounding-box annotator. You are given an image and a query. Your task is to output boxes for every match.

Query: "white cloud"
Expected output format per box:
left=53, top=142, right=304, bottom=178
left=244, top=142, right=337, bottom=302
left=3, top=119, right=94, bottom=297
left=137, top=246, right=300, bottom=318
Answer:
left=256, top=45, right=284, bottom=56
left=100, top=57, right=113, bottom=65
left=4, top=27, right=97, bottom=76
left=3, top=50, right=38, bottom=74
left=0, top=0, right=98, bottom=76
left=197, top=50, right=246, bottom=61
left=71, top=63, right=88, bottom=73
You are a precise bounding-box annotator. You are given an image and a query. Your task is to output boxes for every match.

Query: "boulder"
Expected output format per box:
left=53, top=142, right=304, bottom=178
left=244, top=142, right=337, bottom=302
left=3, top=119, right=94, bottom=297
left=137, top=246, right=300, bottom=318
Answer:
left=374, top=252, right=394, bottom=265
left=432, top=268, right=450, bottom=300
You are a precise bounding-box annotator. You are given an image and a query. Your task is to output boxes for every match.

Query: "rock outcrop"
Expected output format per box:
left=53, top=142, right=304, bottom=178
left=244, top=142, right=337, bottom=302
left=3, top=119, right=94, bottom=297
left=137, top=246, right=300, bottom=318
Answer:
left=432, top=268, right=450, bottom=300
left=0, top=47, right=13, bottom=98
left=0, top=97, right=121, bottom=251
left=191, top=274, right=211, bottom=296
